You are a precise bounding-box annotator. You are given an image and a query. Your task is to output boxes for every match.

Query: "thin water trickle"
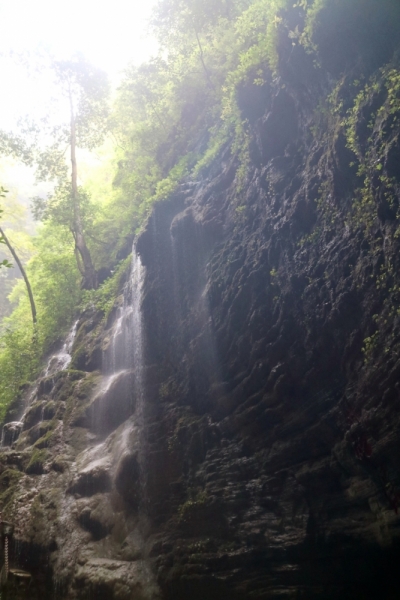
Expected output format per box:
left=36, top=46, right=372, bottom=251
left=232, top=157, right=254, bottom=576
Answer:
left=130, top=252, right=145, bottom=408
left=0, top=319, right=79, bottom=447
left=128, top=253, right=147, bottom=504
left=44, top=319, right=79, bottom=377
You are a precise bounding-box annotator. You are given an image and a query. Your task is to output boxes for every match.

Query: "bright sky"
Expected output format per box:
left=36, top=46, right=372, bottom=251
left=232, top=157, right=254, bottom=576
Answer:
left=0, top=0, right=158, bottom=129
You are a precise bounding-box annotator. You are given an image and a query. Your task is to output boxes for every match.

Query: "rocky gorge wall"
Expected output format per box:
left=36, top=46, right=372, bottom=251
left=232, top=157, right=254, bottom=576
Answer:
left=1, top=14, right=400, bottom=599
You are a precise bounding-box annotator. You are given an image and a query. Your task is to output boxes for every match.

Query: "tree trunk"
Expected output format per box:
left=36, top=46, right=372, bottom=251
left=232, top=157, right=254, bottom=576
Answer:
left=0, top=226, right=37, bottom=325
left=193, top=23, right=215, bottom=91
left=69, top=92, right=97, bottom=290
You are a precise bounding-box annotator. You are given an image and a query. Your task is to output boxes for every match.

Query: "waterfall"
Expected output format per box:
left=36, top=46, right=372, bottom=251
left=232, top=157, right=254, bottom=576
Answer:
left=110, top=249, right=145, bottom=440
left=99, top=250, right=144, bottom=433
left=104, top=252, right=144, bottom=378
left=92, top=252, right=145, bottom=435
left=93, top=248, right=148, bottom=504
left=51, top=248, right=157, bottom=599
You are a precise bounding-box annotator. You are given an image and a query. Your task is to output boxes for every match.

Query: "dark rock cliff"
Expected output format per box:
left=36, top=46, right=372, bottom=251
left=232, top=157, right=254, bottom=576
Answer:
left=2, top=10, right=400, bottom=599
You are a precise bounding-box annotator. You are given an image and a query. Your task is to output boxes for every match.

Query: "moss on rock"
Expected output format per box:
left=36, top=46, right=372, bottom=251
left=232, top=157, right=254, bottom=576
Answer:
left=25, top=449, right=49, bottom=475
left=0, top=468, right=23, bottom=516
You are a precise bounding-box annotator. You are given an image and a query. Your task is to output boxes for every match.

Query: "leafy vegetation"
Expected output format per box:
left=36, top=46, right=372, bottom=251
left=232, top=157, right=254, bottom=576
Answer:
left=80, top=256, right=131, bottom=319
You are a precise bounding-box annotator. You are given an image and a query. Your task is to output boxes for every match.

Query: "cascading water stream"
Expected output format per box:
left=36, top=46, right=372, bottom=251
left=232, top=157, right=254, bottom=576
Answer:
left=0, top=319, right=79, bottom=447
left=129, top=251, right=145, bottom=412
left=128, top=252, right=147, bottom=502
left=104, top=252, right=144, bottom=377
left=51, top=248, right=153, bottom=599
left=44, top=319, right=79, bottom=377
left=89, top=252, right=145, bottom=438
left=100, top=250, right=145, bottom=445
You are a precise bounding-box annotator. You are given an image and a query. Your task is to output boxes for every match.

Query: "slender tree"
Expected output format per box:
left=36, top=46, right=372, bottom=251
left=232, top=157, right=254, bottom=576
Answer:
left=0, top=187, right=36, bottom=323
left=0, top=226, right=36, bottom=324
left=0, top=225, right=11, bottom=269
left=32, top=55, right=110, bottom=289
left=0, top=238, right=12, bottom=269
left=0, top=190, right=13, bottom=270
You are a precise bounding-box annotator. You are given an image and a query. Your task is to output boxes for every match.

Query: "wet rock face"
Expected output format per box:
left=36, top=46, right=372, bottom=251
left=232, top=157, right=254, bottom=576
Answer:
left=132, top=58, right=400, bottom=600
left=73, top=559, right=161, bottom=600
left=114, top=453, right=140, bottom=508
left=68, top=465, right=112, bottom=497
left=84, top=370, right=136, bottom=435
left=2, top=25, right=400, bottom=600
left=1, top=422, right=23, bottom=447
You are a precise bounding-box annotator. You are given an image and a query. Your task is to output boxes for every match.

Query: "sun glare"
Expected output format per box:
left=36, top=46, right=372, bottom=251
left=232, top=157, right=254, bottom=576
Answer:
left=0, top=0, right=158, bottom=129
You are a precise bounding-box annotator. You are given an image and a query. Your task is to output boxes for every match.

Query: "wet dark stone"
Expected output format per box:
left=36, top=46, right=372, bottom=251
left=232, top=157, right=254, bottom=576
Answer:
left=1, top=421, right=23, bottom=447
left=114, top=453, right=140, bottom=508
left=68, top=466, right=111, bottom=497
left=78, top=506, right=111, bottom=540
left=84, top=370, right=136, bottom=435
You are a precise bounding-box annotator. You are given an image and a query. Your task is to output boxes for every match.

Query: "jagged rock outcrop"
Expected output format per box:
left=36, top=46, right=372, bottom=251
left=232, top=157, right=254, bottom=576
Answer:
left=2, top=9, right=400, bottom=600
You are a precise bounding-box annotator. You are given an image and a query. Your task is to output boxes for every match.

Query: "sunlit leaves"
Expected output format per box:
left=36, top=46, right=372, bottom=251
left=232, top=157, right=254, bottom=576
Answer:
left=0, top=220, right=81, bottom=417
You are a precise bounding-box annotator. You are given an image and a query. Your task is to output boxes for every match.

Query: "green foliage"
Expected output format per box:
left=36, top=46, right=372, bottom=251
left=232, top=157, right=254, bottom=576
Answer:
left=26, top=223, right=81, bottom=346
left=34, top=421, right=57, bottom=449
left=178, top=489, right=209, bottom=522
left=362, top=332, right=379, bottom=359
left=25, top=448, right=49, bottom=473
left=32, top=183, right=93, bottom=227
left=30, top=55, right=110, bottom=187
left=54, top=55, right=110, bottom=151
left=0, top=324, right=40, bottom=421
left=81, top=256, right=131, bottom=318
left=9, top=54, right=111, bottom=290
left=0, top=468, right=23, bottom=515
left=343, top=61, right=400, bottom=231
left=304, top=38, right=400, bottom=238
left=0, top=221, right=80, bottom=419
left=112, top=0, right=301, bottom=214
left=298, top=227, right=322, bottom=247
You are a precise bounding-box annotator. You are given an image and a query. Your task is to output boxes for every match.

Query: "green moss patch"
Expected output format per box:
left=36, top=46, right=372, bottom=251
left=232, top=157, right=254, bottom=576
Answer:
left=25, top=449, right=49, bottom=475
left=0, top=468, right=23, bottom=516
left=63, top=371, right=102, bottom=426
